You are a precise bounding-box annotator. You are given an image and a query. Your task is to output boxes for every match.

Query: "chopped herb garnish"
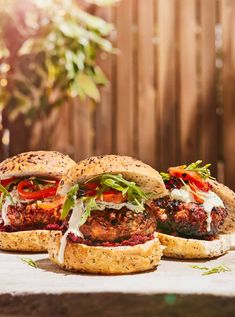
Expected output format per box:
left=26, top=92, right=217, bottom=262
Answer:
left=190, top=264, right=231, bottom=275
left=20, top=257, right=37, bottom=268
left=61, top=184, right=79, bottom=219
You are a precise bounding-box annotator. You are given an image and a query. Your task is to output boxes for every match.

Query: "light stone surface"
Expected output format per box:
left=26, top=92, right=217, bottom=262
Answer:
left=0, top=249, right=235, bottom=296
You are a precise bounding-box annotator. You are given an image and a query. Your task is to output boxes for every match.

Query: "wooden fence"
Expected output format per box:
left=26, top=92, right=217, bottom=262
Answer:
left=1, top=0, right=235, bottom=189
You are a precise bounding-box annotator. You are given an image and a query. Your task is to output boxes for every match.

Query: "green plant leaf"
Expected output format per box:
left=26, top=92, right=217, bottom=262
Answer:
left=77, top=72, right=100, bottom=102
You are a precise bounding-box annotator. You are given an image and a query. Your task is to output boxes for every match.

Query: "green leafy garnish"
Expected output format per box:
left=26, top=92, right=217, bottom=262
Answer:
left=99, top=173, right=149, bottom=205
left=160, top=172, right=171, bottom=181
left=61, top=184, right=79, bottom=219
left=190, top=264, right=231, bottom=275
left=80, top=196, right=98, bottom=225
left=185, top=160, right=213, bottom=180
left=160, top=160, right=213, bottom=181
left=20, top=257, right=37, bottom=268
left=0, top=183, right=14, bottom=209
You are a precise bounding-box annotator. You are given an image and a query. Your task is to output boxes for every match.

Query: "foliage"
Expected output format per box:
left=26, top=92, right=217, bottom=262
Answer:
left=0, top=0, right=114, bottom=123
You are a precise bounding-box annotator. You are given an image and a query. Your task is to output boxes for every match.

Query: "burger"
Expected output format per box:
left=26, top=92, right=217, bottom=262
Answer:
left=48, top=155, right=167, bottom=274
left=0, top=151, right=75, bottom=252
left=150, top=161, right=234, bottom=259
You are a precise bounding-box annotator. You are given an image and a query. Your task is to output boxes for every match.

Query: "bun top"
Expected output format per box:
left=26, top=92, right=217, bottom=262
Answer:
left=0, top=151, right=75, bottom=179
left=209, top=179, right=235, bottom=234
left=59, top=154, right=167, bottom=198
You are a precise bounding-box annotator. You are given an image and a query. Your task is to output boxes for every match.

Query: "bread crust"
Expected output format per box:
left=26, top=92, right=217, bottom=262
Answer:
left=209, top=179, right=235, bottom=233
left=59, top=155, right=167, bottom=199
left=0, top=151, right=75, bottom=179
left=48, top=232, right=163, bottom=274
left=158, top=233, right=231, bottom=259
left=0, top=230, right=55, bottom=252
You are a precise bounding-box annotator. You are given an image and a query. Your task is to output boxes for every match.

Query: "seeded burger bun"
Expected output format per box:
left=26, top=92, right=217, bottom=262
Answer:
left=49, top=155, right=166, bottom=274
left=59, top=154, right=167, bottom=198
left=0, top=151, right=76, bottom=252
left=49, top=231, right=163, bottom=274
left=158, top=179, right=235, bottom=259
left=0, top=150, right=75, bottom=179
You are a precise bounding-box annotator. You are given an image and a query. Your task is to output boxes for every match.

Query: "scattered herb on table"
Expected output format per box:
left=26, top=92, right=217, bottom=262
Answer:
left=20, top=257, right=37, bottom=268
left=190, top=264, right=231, bottom=276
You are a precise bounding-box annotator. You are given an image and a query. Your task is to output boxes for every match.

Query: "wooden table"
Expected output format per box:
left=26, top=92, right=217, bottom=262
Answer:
left=0, top=250, right=235, bottom=317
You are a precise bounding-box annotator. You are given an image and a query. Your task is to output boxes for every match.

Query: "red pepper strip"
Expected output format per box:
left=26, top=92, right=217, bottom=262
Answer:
left=188, top=181, right=204, bottom=204
left=168, top=167, right=210, bottom=192
left=98, top=189, right=127, bottom=204
left=17, top=180, right=58, bottom=200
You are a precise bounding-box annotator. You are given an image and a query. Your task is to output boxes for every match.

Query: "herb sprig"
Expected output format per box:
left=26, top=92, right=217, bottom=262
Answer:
left=185, top=160, right=213, bottom=180
left=20, top=257, right=37, bottom=268
left=190, top=264, right=231, bottom=276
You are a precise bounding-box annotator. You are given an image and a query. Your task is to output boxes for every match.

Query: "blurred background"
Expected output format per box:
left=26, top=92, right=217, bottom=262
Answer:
left=0, top=0, right=234, bottom=189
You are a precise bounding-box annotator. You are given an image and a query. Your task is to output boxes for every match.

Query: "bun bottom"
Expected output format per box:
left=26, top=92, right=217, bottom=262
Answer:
left=0, top=230, right=54, bottom=252
left=48, top=232, right=163, bottom=274
left=158, top=233, right=231, bottom=259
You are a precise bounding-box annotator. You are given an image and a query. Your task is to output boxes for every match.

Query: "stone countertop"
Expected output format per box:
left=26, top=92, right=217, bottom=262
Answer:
left=0, top=250, right=235, bottom=317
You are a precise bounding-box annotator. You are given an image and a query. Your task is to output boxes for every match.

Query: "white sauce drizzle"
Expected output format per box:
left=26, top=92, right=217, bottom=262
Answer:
left=58, top=200, right=84, bottom=264
left=95, top=201, right=144, bottom=213
left=170, top=187, right=224, bottom=232
left=1, top=196, right=11, bottom=225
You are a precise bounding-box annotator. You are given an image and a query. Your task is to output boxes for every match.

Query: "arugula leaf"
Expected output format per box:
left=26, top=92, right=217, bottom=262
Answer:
left=80, top=196, right=98, bottom=225
left=190, top=264, right=231, bottom=275
left=61, top=184, right=79, bottom=219
left=99, top=173, right=149, bottom=205
left=20, top=257, right=37, bottom=268
left=0, top=183, right=14, bottom=208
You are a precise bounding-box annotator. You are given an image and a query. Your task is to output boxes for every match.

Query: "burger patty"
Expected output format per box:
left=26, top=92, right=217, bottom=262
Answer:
left=4, top=203, right=63, bottom=230
left=150, top=197, right=227, bottom=239
left=80, top=207, right=156, bottom=242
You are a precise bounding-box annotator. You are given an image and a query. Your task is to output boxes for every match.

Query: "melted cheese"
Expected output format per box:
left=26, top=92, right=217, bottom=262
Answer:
left=58, top=200, right=84, bottom=264
left=170, top=187, right=224, bottom=232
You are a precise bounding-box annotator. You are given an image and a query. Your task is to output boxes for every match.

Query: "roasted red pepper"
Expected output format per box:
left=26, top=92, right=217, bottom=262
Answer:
left=168, top=166, right=210, bottom=192
left=100, top=189, right=127, bottom=204
left=17, top=180, right=58, bottom=200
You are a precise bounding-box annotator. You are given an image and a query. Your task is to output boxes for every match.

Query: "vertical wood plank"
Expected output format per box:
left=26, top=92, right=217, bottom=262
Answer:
left=178, top=0, right=198, bottom=164
left=73, top=99, right=93, bottom=162
left=200, top=0, right=217, bottom=175
left=221, top=0, right=235, bottom=189
left=137, top=0, right=156, bottom=166
left=158, top=0, right=177, bottom=170
left=115, top=0, right=134, bottom=156
left=94, top=7, right=114, bottom=156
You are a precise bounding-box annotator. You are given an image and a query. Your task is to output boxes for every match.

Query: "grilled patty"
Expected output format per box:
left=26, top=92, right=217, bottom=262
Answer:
left=2, top=203, right=63, bottom=230
left=80, top=207, right=156, bottom=242
left=150, top=197, right=227, bottom=239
